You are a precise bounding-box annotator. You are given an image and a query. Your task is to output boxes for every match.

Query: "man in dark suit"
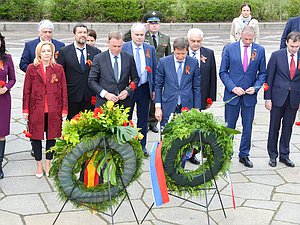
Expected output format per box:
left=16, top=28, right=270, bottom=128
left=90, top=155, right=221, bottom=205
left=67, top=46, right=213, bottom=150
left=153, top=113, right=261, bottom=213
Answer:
left=186, top=28, right=217, bottom=164
left=88, top=31, right=139, bottom=109
left=220, top=26, right=267, bottom=168
left=122, top=23, right=156, bottom=156
left=143, top=10, right=172, bottom=133
left=280, top=17, right=300, bottom=49
left=19, top=19, right=65, bottom=73
left=265, top=32, right=300, bottom=168
left=155, top=37, right=201, bottom=127
left=57, top=23, right=101, bottom=120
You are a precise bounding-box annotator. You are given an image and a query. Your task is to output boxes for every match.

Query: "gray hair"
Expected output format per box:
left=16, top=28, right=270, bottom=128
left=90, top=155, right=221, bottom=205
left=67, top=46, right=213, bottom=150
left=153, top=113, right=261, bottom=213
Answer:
left=38, top=20, right=54, bottom=31
left=173, top=37, right=188, bottom=50
left=131, top=23, right=146, bottom=34
left=241, top=26, right=255, bottom=36
left=108, top=31, right=123, bottom=40
left=187, top=28, right=204, bottom=39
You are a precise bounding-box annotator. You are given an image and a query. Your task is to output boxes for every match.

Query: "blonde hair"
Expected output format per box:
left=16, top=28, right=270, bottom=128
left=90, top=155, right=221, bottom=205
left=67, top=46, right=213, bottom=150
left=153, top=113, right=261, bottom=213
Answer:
left=33, top=41, right=55, bottom=66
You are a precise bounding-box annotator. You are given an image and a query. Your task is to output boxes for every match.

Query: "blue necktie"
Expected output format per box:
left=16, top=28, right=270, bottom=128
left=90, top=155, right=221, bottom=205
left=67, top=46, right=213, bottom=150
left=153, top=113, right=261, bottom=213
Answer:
left=177, top=61, right=183, bottom=85
left=135, top=47, right=142, bottom=79
left=77, top=48, right=85, bottom=71
left=192, top=51, right=196, bottom=58
left=114, top=56, right=119, bottom=81
left=177, top=61, right=183, bottom=105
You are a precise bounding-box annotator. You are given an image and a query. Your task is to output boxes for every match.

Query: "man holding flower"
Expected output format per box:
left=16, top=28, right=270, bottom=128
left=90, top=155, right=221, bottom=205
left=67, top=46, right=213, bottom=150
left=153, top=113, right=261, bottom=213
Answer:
left=219, top=26, right=267, bottom=168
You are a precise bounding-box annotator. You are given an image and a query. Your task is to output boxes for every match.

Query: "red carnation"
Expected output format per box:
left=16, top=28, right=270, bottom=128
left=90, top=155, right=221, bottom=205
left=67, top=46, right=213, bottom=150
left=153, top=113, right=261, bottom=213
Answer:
left=91, top=96, right=96, bottom=106
left=145, top=66, right=152, bottom=73
left=129, top=120, right=134, bottom=127
left=130, top=82, right=136, bottom=91
left=23, top=130, right=32, bottom=138
left=73, top=114, right=81, bottom=121
left=263, top=83, right=269, bottom=91
left=206, top=98, right=213, bottom=105
left=122, top=121, right=128, bottom=126
left=295, top=121, right=300, bottom=126
left=93, top=107, right=103, bottom=118
left=0, top=80, right=5, bottom=88
left=181, top=107, right=189, bottom=112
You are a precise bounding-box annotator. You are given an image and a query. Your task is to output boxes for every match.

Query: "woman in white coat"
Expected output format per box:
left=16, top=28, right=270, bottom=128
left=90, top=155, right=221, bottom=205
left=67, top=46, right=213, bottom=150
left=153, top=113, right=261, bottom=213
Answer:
left=230, top=3, right=260, bottom=43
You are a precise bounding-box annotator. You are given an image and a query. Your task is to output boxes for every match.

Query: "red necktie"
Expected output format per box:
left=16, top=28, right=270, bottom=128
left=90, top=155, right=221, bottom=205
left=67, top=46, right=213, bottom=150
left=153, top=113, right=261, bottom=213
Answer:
left=290, top=54, right=296, bottom=80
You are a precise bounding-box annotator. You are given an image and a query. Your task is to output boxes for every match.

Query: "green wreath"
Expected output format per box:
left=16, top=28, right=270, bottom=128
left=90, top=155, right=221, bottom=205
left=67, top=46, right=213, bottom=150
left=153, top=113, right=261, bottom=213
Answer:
left=50, top=101, right=144, bottom=211
left=161, top=109, right=240, bottom=196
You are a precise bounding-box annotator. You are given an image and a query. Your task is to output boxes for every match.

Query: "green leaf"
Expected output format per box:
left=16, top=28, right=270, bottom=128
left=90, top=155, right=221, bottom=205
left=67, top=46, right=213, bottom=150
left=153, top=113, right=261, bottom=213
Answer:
left=110, top=162, right=117, bottom=186
left=116, top=126, right=139, bottom=144
left=223, top=127, right=241, bottom=134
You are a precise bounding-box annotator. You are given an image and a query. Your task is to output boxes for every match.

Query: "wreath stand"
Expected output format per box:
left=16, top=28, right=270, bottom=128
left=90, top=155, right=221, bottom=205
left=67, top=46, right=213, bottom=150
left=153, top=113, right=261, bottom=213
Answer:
left=141, top=131, right=226, bottom=225
left=52, top=136, right=139, bottom=225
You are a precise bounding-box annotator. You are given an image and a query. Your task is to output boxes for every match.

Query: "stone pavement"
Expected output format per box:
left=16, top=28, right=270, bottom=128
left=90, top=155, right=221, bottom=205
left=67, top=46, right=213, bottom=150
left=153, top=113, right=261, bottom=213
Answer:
left=0, top=22, right=300, bottom=225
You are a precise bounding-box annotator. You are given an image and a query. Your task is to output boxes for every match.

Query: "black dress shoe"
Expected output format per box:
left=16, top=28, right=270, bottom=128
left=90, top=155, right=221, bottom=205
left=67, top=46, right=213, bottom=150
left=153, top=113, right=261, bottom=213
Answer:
left=239, top=157, right=253, bottom=168
left=188, top=156, right=200, bottom=165
left=269, top=158, right=277, bottom=167
left=279, top=158, right=295, bottom=167
left=31, top=149, right=35, bottom=157
left=149, top=125, right=159, bottom=133
left=143, top=148, right=149, bottom=157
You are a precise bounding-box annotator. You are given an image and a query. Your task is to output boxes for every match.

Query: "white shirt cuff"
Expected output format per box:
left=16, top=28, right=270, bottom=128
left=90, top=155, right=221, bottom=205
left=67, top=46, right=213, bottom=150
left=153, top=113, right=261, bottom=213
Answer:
left=100, top=90, right=108, bottom=98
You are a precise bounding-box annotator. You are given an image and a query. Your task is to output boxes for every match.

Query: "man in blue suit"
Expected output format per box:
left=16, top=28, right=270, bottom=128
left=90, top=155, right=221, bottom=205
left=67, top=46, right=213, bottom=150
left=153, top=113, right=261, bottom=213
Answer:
left=265, top=32, right=300, bottom=168
left=19, top=19, right=65, bottom=72
left=280, top=17, right=300, bottom=49
left=219, top=26, right=267, bottom=168
left=122, top=23, right=157, bottom=156
left=155, top=37, right=201, bottom=127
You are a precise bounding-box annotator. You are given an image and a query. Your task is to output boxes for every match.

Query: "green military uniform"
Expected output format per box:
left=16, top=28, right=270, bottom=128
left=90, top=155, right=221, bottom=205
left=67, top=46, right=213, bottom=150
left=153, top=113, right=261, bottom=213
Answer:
left=144, top=31, right=171, bottom=61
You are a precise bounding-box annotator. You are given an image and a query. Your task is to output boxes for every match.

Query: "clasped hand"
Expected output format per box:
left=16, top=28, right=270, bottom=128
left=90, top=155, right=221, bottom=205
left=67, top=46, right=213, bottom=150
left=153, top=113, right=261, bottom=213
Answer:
left=105, top=90, right=128, bottom=103
left=0, top=87, right=7, bottom=95
left=233, top=86, right=255, bottom=96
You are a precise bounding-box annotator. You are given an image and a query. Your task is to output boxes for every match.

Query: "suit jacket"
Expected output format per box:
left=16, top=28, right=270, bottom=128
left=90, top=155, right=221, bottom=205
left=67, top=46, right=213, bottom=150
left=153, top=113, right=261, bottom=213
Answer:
left=155, top=55, right=201, bottom=125
left=19, top=38, right=65, bottom=72
left=188, top=47, right=217, bottom=109
left=56, top=43, right=101, bottom=103
left=280, top=17, right=300, bottom=49
left=219, top=41, right=267, bottom=106
left=88, top=50, right=139, bottom=107
left=264, top=49, right=300, bottom=109
left=122, top=42, right=156, bottom=95
left=144, top=31, right=172, bottom=61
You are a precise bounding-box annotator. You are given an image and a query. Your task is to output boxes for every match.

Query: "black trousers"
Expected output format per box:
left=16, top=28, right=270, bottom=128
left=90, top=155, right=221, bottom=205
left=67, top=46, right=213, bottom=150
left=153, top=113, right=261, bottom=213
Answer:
left=68, top=99, right=94, bottom=120
left=31, top=113, right=56, bottom=161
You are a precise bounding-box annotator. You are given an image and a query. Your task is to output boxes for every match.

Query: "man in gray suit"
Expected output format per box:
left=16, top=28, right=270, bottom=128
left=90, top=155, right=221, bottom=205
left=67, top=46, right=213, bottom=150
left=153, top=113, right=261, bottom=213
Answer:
left=88, top=31, right=139, bottom=108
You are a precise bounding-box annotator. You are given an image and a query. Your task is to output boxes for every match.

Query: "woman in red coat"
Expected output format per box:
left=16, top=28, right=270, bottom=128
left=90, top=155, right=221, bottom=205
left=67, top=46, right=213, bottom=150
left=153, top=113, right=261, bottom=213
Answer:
left=22, top=41, right=68, bottom=178
left=0, top=33, right=16, bottom=179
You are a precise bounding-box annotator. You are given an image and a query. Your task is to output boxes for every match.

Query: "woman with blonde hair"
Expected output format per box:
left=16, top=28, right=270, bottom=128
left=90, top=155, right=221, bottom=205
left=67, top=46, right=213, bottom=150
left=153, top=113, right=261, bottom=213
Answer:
left=22, top=41, right=68, bottom=178
left=230, top=3, right=260, bottom=43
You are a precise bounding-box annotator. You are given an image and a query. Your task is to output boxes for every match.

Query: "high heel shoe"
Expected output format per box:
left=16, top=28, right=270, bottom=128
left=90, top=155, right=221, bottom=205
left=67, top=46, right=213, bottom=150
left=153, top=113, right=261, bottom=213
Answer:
left=35, top=173, right=43, bottom=179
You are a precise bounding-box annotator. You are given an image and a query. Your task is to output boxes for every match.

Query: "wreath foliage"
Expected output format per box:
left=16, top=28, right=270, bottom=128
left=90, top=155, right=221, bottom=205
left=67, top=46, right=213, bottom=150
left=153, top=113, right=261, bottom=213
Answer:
left=161, top=109, right=239, bottom=196
left=50, top=101, right=144, bottom=211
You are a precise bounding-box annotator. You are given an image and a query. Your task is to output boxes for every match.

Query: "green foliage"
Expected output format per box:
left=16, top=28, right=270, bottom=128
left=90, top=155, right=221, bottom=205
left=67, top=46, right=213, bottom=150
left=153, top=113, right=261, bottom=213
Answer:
left=0, top=0, right=298, bottom=22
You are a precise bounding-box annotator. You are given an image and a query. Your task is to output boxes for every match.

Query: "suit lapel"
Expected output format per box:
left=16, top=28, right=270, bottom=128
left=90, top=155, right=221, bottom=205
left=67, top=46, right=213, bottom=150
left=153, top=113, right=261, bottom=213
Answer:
left=234, top=42, right=243, bottom=71
left=105, top=51, right=117, bottom=82
left=70, top=45, right=82, bottom=72
left=170, top=56, right=179, bottom=87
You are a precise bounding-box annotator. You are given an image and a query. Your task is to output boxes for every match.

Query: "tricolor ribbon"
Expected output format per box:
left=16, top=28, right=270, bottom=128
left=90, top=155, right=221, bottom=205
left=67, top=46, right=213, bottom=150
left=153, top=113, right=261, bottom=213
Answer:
left=226, top=171, right=236, bottom=209
left=150, top=141, right=170, bottom=207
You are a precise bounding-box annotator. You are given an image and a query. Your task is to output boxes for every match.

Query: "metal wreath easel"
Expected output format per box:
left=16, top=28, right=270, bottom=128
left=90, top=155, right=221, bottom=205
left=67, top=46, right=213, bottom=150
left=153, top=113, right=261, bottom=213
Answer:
left=141, top=129, right=227, bottom=225
left=52, top=136, right=139, bottom=225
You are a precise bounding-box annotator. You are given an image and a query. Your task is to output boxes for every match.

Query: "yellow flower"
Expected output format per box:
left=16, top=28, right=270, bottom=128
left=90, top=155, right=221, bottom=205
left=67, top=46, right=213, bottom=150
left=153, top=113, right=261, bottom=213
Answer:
left=106, top=101, right=114, bottom=109
left=70, top=119, right=78, bottom=125
left=137, top=133, right=144, bottom=140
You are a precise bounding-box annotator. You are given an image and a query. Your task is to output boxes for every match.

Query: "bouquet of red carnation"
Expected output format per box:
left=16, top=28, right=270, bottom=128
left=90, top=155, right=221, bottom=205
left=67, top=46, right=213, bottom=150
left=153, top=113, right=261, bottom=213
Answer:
left=91, top=96, right=96, bottom=105
left=23, top=122, right=32, bottom=138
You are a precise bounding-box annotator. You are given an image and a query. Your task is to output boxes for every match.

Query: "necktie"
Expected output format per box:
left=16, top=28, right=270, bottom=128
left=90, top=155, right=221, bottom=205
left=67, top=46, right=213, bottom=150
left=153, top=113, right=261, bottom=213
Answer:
left=243, top=45, right=248, bottom=72
left=177, top=61, right=183, bottom=85
left=177, top=61, right=183, bottom=105
left=135, top=47, right=142, bottom=77
left=77, top=48, right=85, bottom=71
left=113, top=56, right=119, bottom=81
left=290, top=54, right=296, bottom=80
left=152, top=34, right=157, bottom=49
left=192, top=51, right=196, bottom=58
